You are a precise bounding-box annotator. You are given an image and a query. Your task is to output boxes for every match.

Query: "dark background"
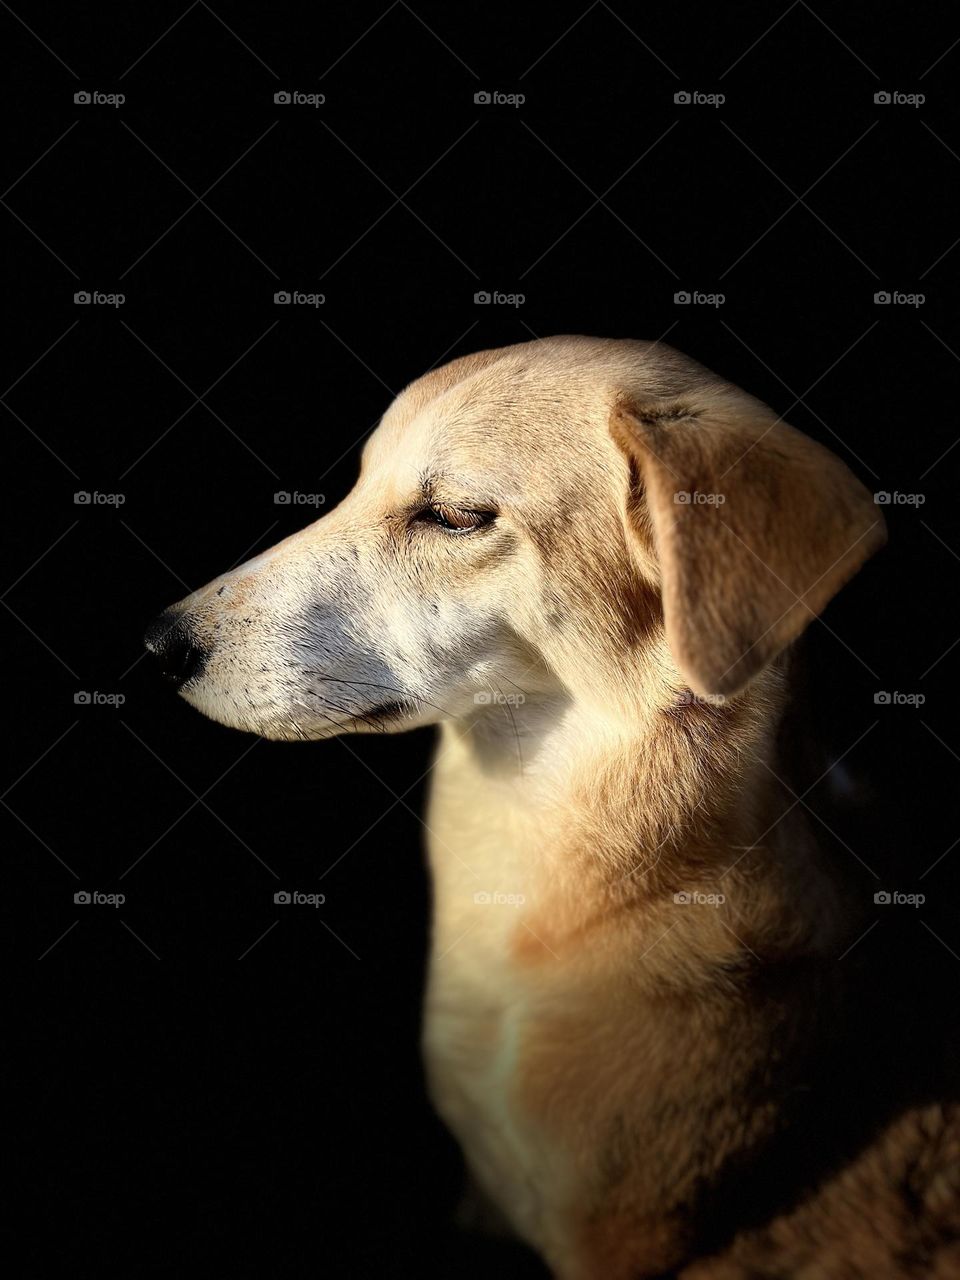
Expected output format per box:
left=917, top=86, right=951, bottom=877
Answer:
left=6, top=2, right=959, bottom=1275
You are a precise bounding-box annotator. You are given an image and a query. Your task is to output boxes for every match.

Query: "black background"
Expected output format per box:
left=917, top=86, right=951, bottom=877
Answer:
left=7, top=3, right=959, bottom=1275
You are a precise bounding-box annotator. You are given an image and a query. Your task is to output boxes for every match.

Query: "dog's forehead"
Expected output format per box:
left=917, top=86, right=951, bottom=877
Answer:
left=364, top=355, right=614, bottom=492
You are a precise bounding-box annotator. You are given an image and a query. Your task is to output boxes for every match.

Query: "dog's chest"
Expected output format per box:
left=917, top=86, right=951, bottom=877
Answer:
left=422, top=960, right=566, bottom=1247
left=421, top=762, right=578, bottom=1248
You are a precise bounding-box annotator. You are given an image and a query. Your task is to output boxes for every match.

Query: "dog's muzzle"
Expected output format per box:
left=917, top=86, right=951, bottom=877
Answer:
left=144, top=609, right=209, bottom=689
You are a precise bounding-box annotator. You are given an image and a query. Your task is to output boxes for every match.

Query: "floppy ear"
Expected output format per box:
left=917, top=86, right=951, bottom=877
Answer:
left=611, top=387, right=886, bottom=698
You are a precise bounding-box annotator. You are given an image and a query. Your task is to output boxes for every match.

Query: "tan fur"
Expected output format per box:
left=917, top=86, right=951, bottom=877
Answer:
left=610, top=391, right=885, bottom=697
left=148, top=336, right=958, bottom=1278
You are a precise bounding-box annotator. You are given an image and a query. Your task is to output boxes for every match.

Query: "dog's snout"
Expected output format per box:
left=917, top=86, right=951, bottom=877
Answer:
left=144, top=609, right=209, bottom=689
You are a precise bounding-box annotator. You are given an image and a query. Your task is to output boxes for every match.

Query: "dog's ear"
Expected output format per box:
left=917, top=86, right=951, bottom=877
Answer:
left=611, top=387, right=885, bottom=698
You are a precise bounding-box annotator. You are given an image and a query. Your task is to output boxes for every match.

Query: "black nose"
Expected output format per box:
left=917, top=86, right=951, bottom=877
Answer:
left=144, top=609, right=208, bottom=689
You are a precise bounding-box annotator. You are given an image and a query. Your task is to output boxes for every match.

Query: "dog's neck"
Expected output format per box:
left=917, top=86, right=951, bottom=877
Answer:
left=427, top=664, right=845, bottom=985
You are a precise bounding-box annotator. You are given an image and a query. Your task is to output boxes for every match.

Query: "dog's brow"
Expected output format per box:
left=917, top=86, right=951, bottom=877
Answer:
left=417, top=470, right=489, bottom=504
left=418, top=469, right=440, bottom=499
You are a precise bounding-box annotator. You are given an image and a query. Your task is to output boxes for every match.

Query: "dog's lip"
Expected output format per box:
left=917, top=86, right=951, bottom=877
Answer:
left=163, top=643, right=208, bottom=686
left=363, top=700, right=407, bottom=722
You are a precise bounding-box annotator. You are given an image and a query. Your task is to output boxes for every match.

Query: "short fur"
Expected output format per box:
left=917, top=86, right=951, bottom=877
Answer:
left=146, top=337, right=958, bottom=1278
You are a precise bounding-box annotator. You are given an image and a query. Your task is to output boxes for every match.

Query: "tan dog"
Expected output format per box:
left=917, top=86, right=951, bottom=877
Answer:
left=145, top=337, right=958, bottom=1278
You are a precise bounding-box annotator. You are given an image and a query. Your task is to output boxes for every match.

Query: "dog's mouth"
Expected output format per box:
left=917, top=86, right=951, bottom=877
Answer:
left=248, top=698, right=412, bottom=742
left=209, top=699, right=413, bottom=743
left=144, top=624, right=426, bottom=740
left=336, top=699, right=414, bottom=735
left=279, top=697, right=414, bottom=741
left=364, top=700, right=408, bottom=723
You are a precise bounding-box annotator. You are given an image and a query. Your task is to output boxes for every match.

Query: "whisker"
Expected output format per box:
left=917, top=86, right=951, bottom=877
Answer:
left=490, top=669, right=533, bottom=699
left=491, top=678, right=524, bottom=778
left=296, top=691, right=390, bottom=735
left=294, top=668, right=456, bottom=719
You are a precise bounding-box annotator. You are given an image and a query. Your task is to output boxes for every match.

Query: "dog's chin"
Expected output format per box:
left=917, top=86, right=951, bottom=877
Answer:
left=180, top=682, right=416, bottom=742
left=275, top=700, right=415, bottom=741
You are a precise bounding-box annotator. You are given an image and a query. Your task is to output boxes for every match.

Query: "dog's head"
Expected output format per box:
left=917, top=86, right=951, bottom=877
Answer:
left=145, top=337, right=884, bottom=741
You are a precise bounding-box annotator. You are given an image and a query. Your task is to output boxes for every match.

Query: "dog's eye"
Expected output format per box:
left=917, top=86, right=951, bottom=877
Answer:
left=419, top=503, right=494, bottom=533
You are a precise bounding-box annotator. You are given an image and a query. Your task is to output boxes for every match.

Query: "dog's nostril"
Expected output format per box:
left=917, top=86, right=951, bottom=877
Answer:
left=144, top=609, right=209, bottom=690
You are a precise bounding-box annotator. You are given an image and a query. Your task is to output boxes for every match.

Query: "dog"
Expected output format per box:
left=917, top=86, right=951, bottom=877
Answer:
left=145, top=336, right=959, bottom=1278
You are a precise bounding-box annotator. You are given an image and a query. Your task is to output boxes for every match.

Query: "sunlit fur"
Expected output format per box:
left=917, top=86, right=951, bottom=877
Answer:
left=152, top=338, right=957, bottom=1279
